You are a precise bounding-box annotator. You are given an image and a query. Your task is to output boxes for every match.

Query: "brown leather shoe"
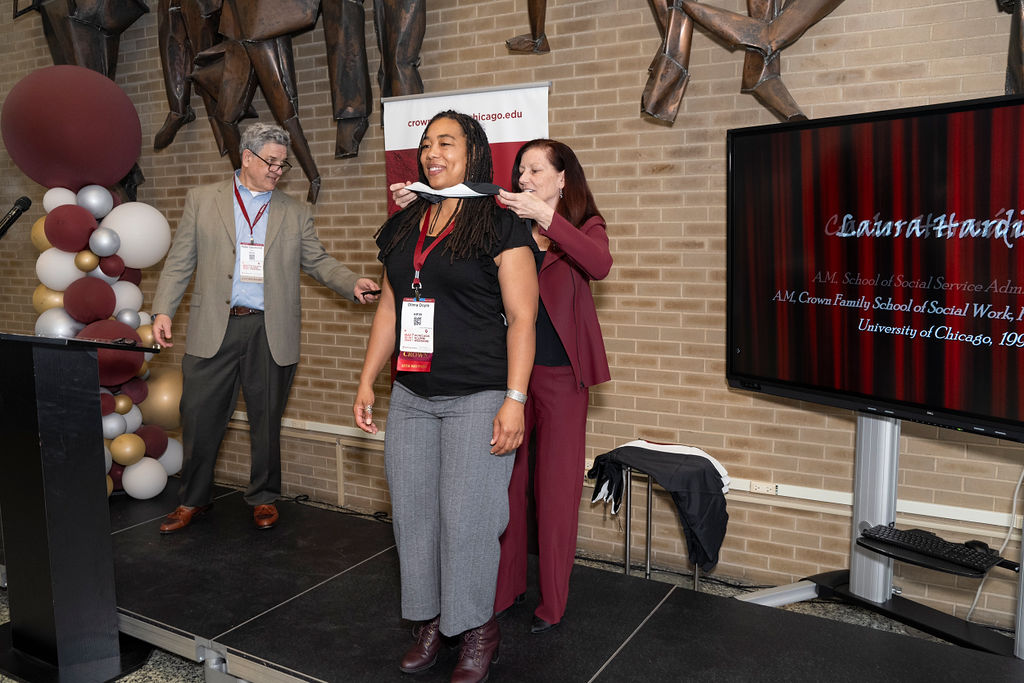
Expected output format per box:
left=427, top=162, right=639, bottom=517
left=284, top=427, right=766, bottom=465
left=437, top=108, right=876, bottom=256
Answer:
left=399, top=615, right=441, bottom=673
left=253, top=504, right=279, bottom=529
left=159, top=504, right=211, bottom=534
left=450, top=616, right=499, bottom=683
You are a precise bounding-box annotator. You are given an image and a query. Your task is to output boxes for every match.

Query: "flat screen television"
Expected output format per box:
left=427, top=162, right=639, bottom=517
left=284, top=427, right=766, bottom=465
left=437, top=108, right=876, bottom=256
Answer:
left=727, top=95, right=1024, bottom=443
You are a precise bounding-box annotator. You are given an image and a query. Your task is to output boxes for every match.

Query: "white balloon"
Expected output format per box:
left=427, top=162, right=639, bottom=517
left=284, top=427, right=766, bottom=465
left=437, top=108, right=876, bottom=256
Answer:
left=104, top=442, right=113, bottom=472
left=36, top=248, right=85, bottom=291
left=35, top=307, right=85, bottom=339
left=160, top=437, right=183, bottom=476
left=102, top=411, right=127, bottom=439
left=123, top=404, right=143, bottom=433
left=77, top=185, right=114, bottom=219
left=121, top=457, right=168, bottom=500
left=42, top=187, right=77, bottom=213
left=111, top=281, right=143, bottom=314
left=87, top=264, right=120, bottom=285
left=144, top=351, right=155, bottom=362
left=100, top=202, right=171, bottom=269
left=137, top=311, right=152, bottom=326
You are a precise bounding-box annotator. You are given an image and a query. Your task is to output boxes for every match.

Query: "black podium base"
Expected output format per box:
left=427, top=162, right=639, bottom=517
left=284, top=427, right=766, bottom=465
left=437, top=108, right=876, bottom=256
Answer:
left=0, top=623, right=153, bottom=683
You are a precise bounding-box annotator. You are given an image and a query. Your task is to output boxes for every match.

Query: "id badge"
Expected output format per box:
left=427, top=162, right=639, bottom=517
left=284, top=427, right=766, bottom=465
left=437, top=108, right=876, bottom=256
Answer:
left=239, top=242, right=265, bottom=283
left=397, top=298, right=435, bottom=372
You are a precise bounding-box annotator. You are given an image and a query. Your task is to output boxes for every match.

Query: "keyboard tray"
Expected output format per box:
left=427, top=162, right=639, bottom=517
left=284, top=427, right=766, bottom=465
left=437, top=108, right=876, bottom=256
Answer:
left=856, top=537, right=988, bottom=578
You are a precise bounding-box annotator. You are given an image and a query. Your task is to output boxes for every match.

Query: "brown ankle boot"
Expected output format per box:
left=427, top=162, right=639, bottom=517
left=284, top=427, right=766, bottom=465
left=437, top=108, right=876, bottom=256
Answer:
left=399, top=615, right=442, bottom=673
left=450, top=616, right=500, bottom=683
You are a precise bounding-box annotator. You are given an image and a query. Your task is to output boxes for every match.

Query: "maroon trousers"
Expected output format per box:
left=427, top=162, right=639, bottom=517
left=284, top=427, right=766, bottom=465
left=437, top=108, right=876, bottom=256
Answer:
left=494, top=364, right=589, bottom=624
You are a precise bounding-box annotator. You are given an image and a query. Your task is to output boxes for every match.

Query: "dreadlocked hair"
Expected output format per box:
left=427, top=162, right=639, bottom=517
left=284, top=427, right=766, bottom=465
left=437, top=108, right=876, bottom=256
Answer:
left=377, top=110, right=498, bottom=261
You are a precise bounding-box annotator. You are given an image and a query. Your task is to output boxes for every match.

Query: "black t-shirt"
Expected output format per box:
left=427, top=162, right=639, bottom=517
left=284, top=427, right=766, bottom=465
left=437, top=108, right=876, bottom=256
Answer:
left=377, top=204, right=533, bottom=397
left=533, top=248, right=570, bottom=367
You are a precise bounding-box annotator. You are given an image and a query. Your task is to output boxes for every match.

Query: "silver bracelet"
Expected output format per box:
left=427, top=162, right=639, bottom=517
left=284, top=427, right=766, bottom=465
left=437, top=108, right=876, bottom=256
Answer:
left=505, top=388, right=527, bottom=404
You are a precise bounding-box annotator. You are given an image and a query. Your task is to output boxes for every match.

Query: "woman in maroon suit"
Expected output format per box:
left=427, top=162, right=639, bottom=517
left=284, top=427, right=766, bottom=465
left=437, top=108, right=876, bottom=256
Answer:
left=492, top=139, right=612, bottom=633
left=392, top=138, right=611, bottom=634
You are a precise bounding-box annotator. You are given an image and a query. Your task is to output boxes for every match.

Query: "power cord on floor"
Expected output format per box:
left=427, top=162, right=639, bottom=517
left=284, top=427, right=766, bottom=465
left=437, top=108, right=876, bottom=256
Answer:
left=287, top=493, right=393, bottom=524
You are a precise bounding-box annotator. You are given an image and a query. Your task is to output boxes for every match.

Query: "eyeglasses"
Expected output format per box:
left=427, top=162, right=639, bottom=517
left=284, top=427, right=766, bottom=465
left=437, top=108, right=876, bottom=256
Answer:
left=249, top=150, right=293, bottom=174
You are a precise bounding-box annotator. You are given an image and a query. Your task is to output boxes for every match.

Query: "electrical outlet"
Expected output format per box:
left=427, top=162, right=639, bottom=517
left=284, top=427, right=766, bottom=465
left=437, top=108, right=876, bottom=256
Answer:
left=750, top=481, right=777, bottom=495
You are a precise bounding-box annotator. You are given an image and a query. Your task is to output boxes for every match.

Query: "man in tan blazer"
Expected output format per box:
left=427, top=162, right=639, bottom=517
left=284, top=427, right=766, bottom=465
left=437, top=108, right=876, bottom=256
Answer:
left=151, top=122, right=379, bottom=533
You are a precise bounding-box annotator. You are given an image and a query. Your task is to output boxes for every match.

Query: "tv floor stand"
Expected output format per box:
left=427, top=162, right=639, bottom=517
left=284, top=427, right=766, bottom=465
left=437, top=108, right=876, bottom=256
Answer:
left=738, top=414, right=1024, bottom=659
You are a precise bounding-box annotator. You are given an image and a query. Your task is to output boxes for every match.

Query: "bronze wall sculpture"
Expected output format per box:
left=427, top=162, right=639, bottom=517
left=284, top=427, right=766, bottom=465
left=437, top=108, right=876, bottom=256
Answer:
left=642, top=0, right=846, bottom=123
left=643, top=0, right=694, bottom=123
left=506, top=0, right=550, bottom=54
left=13, top=0, right=150, bottom=80
left=154, top=0, right=228, bottom=153
left=154, top=0, right=424, bottom=204
left=373, top=0, right=425, bottom=95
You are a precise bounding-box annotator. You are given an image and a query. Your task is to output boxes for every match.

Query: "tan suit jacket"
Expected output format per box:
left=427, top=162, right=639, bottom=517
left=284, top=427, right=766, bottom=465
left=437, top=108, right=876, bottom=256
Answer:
left=152, top=178, right=359, bottom=365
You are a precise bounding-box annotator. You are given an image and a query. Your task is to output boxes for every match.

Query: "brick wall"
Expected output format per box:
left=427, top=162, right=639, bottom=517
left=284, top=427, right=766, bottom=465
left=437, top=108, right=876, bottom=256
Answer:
left=1, top=0, right=1021, bottom=629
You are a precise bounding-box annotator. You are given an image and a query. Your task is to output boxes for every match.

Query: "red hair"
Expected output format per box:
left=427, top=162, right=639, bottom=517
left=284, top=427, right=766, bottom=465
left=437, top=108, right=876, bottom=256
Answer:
left=510, top=139, right=602, bottom=228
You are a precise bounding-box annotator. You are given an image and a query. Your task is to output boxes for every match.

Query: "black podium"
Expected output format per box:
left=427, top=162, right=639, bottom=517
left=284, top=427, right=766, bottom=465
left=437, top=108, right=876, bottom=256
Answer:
left=0, top=332, right=152, bottom=682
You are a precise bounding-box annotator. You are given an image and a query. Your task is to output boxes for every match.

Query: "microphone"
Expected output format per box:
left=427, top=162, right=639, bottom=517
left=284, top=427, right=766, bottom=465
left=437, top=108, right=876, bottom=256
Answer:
left=0, top=196, right=31, bottom=241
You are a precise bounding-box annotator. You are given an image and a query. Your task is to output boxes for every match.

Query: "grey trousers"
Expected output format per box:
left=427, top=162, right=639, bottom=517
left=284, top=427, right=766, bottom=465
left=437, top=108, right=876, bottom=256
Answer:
left=385, top=382, right=515, bottom=636
left=178, top=314, right=297, bottom=507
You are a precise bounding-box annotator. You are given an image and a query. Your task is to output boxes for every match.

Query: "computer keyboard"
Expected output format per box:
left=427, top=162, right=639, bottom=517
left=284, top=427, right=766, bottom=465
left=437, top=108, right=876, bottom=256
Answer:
left=861, top=525, right=1002, bottom=573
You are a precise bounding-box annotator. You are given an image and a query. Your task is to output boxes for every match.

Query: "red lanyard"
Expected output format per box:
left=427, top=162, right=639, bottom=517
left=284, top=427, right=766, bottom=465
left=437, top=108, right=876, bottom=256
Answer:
left=411, top=205, right=456, bottom=297
left=234, top=181, right=270, bottom=242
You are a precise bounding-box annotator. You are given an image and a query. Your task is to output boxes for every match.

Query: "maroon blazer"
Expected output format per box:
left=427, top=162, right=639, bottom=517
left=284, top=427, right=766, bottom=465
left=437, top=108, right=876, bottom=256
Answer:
left=539, top=213, right=613, bottom=388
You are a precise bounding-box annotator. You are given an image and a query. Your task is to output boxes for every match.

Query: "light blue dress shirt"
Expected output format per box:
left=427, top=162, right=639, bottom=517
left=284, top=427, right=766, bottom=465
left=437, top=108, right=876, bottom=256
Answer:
left=231, top=171, right=271, bottom=310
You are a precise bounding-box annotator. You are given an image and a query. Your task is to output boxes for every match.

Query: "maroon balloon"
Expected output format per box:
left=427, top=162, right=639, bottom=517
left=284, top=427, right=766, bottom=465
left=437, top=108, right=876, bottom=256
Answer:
left=63, top=277, right=116, bottom=323
left=99, top=253, right=125, bottom=278
left=77, top=319, right=143, bottom=386
left=120, top=376, right=149, bottom=404
left=1, top=65, right=141, bottom=191
left=108, top=462, right=125, bottom=491
left=100, top=392, right=116, bottom=416
left=135, top=424, right=168, bottom=458
left=120, top=267, right=142, bottom=285
left=44, top=204, right=97, bottom=252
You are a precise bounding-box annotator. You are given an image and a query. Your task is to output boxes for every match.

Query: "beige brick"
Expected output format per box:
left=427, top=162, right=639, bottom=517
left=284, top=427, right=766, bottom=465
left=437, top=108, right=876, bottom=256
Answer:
left=0, top=0, right=1021, bottom=629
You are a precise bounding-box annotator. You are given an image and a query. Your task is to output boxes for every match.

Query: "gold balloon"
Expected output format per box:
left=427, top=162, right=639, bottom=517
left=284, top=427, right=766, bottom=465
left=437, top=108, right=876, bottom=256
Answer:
left=136, top=361, right=150, bottom=378
left=75, top=249, right=99, bottom=272
left=139, top=365, right=183, bottom=431
left=110, top=433, right=145, bottom=467
left=32, top=283, right=64, bottom=314
left=136, top=324, right=155, bottom=348
left=30, top=216, right=52, bottom=252
left=113, top=393, right=133, bottom=415
left=106, top=475, right=114, bottom=496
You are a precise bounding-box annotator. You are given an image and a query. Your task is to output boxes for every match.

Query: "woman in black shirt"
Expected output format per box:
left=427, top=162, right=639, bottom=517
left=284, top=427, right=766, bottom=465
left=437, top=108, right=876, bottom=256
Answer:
left=353, top=110, right=537, bottom=683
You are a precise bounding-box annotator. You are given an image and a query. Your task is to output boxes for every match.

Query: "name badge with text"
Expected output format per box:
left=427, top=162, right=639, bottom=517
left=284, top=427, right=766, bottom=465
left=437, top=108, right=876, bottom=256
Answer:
left=239, top=242, right=265, bottom=283
left=397, top=298, right=435, bottom=372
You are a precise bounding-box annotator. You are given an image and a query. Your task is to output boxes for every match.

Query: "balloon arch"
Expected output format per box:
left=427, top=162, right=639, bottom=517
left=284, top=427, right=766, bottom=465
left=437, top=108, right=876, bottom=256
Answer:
left=2, top=65, right=184, bottom=500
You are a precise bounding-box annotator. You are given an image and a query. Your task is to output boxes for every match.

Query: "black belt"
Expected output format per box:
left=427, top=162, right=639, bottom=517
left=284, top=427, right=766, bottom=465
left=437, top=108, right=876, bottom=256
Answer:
left=229, top=306, right=263, bottom=317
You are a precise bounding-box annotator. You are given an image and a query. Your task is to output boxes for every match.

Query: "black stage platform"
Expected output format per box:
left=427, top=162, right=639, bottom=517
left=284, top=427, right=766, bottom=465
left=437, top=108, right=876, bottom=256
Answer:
left=3, top=486, right=1024, bottom=682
